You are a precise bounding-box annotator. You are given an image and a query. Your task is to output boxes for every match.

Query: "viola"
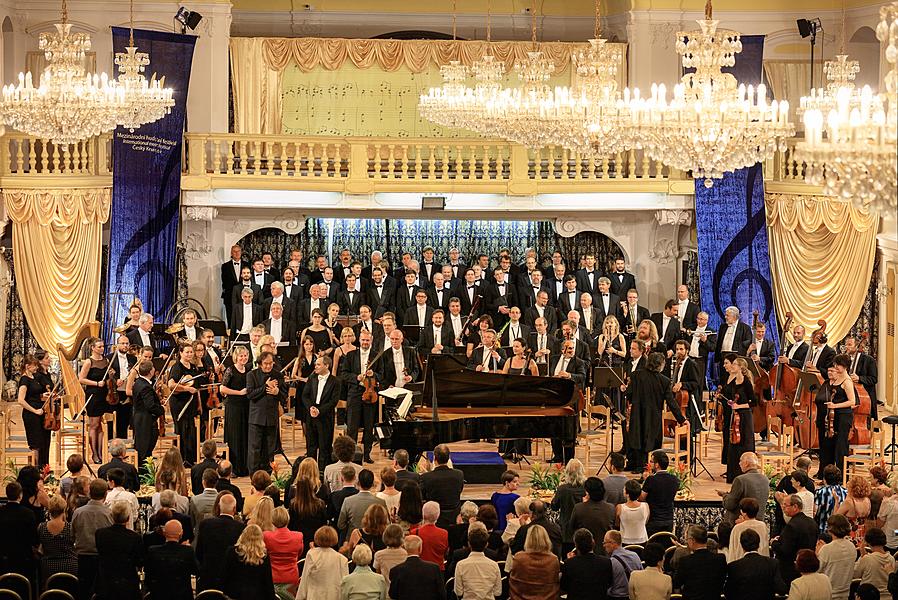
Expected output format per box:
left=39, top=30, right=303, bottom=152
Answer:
left=730, top=393, right=742, bottom=445
left=42, top=386, right=61, bottom=432
left=106, top=368, right=119, bottom=406
left=205, top=369, right=221, bottom=409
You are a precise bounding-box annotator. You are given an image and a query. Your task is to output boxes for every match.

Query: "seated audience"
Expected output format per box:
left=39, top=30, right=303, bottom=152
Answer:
left=787, top=549, right=832, bottom=600
left=447, top=501, right=479, bottom=553
left=561, top=528, right=613, bottom=600
left=296, top=526, right=348, bottom=600
left=0, top=481, right=39, bottom=580
left=222, top=523, right=276, bottom=599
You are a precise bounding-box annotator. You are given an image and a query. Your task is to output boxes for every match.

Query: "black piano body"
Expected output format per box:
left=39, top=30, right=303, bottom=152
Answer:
left=379, top=354, right=579, bottom=459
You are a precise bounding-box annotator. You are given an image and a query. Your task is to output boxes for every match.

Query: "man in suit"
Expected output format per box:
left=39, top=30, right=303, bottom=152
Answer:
left=230, top=265, right=262, bottom=308
left=482, top=267, right=517, bottom=329
left=420, top=246, right=442, bottom=283
left=260, top=302, right=296, bottom=346
left=98, top=439, right=139, bottom=492
left=569, top=478, right=615, bottom=556
left=719, top=452, right=771, bottom=524
left=389, top=535, right=446, bottom=600
left=340, top=329, right=379, bottom=463
left=297, top=283, right=327, bottom=325
left=780, top=324, right=809, bottom=368
left=446, top=247, right=465, bottom=279
left=392, top=449, right=420, bottom=492
left=231, top=287, right=263, bottom=338
left=457, top=268, right=482, bottom=318
left=378, top=329, right=419, bottom=388
left=685, top=311, right=715, bottom=393
left=261, top=252, right=279, bottom=280
left=221, top=245, right=249, bottom=328
left=444, top=299, right=467, bottom=350
left=360, top=250, right=383, bottom=281
left=215, top=462, right=244, bottom=513
left=576, top=253, right=602, bottom=296
left=675, top=285, right=700, bottom=332
left=616, top=288, right=650, bottom=339
left=404, top=288, right=435, bottom=328
left=748, top=321, right=776, bottom=371
left=263, top=281, right=297, bottom=322
left=549, top=340, right=586, bottom=462
left=281, top=265, right=308, bottom=303
left=190, top=439, right=219, bottom=496
left=394, top=270, right=421, bottom=326
left=249, top=258, right=275, bottom=300
left=845, top=335, right=879, bottom=418
left=107, top=334, right=138, bottom=438
left=309, top=254, right=328, bottom=284
left=558, top=319, right=592, bottom=363
left=594, top=277, right=619, bottom=325
left=510, top=500, right=563, bottom=557
left=95, top=502, right=144, bottom=600
left=546, top=263, right=567, bottom=304
left=542, top=250, right=565, bottom=279
left=367, top=266, right=395, bottom=318
left=130, top=361, right=163, bottom=471
left=529, top=317, right=559, bottom=374
left=246, top=351, right=287, bottom=473
left=352, top=305, right=382, bottom=342
left=302, top=355, right=340, bottom=466
left=338, top=468, right=387, bottom=536
left=519, top=268, right=550, bottom=310
left=804, top=330, right=835, bottom=374
left=725, top=528, right=787, bottom=600
left=418, top=309, right=454, bottom=356
left=328, top=466, right=360, bottom=523
left=651, top=300, right=682, bottom=352
left=421, top=445, right=465, bottom=528
left=427, top=273, right=452, bottom=310
left=499, top=306, right=531, bottom=346
left=670, top=339, right=704, bottom=432
left=319, top=267, right=342, bottom=304
left=0, top=482, right=38, bottom=579
left=525, top=290, right=558, bottom=332
left=144, top=520, right=198, bottom=600
left=672, top=525, right=727, bottom=600
left=126, top=313, right=161, bottom=357
left=771, top=494, right=818, bottom=583
left=332, top=248, right=354, bottom=284
left=195, top=493, right=245, bottom=592
left=576, top=292, right=601, bottom=336
left=715, top=306, right=753, bottom=376
left=557, top=275, right=581, bottom=317
left=339, top=274, right=365, bottom=315
left=607, top=257, right=637, bottom=297
left=467, top=329, right=506, bottom=373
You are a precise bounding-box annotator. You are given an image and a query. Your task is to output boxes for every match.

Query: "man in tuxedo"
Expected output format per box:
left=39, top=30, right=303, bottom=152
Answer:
left=467, top=329, right=506, bottom=373
left=352, top=305, right=382, bottom=342
left=263, top=281, right=296, bottom=323
left=676, top=285, right=700, bottom=332
left=804, top=330, right=835, bottom=374
left=519, top=268, right=549, bottom=310
left=178, top=310, right=204, bottom=343
left=498, top=253, right=519, bottom=281
left=715, top=306, right=753, bottom=372
left=672, top=525, right=727, bottom=600
left=483, top=267, right=517, bottom=329
left=529, top=317, right=559, bottom=375
left=332, top=248, right=353, bottom=284
left=109, top=334, right=137, bottom=438
left=845, top=335, right=879, bottom=418
left=748, top=321, right=776, bottom=371
left=132, top=361, right=163, bottom=471
left=445, top=299, right=467, bottom=349
left=395, top=270, right=421, bottom=326
left=319, top=267, right=342, bottom=303
left=576, top=252, right=601, bottom=295
left=458, top=268, right=482, bottom=318
left=557, top=275, right=580, bottom=316
left=404, top=289, right=434, bottom=328
left=725, top=529, right=787, bottom=600
left=250, top=259, right=275, bottom=300
left=260, top=302, right=296, bottom=346
left=594, top=277, right=618, bottom=325
left=281, top=267, right=307, bottom=303
left=616, top=289, right=650, bottom=339
left=427, top=273, right=452, bottom=310
left=377, top=330, right=419, bottom=389
left=576, top=292, right=600, bottom=336
left=446, top=247, right=465, bottom=279
left=367, top=266, right=396, bottom=318
left=770, top=494, right=818, bottom=583
left=780, top=324, right=809, bottom=368
left=420, top=246, right=442, bottom=283
left=230, top=266, right=262, bottom=307
left=309, top=255, right=328, bottom=284
left=607, top=257, right=637, bottom=297
left=144, top=520, right=198, bottom=600
left=525, top=290, right=558, bottom=332
left=559, top=319, right=592, bottom=362
left=685, top=311, right=714, bottom=395
left=360, top=250, right=383, bottom=281
left=439, top=265, right=461, bottom=294
left=246, top=351, right=287, bottom=473
left=339, top=274, right=365, bottom=315
left=670, top=339, right=703, bottom=432
left=651, top=300, right=682, bottom=353
left=126, top=313, right=162, bottom=357
left=392, top=252, right=413, bottom=281
left=231, top=288, right=262, bottom=338
left=220, top=245, right=248, bottom=328
left=301, top=356, right=340, bottom=465
left=420, top=444, right=465, bottom=528
left=418, top=309, right=453, bottom=356
left=542, top=250, right=565, bottom=278
left=549, top=340, right=587, bottom=463
left=286, top=248, right=311, bottom=278
left=195, top=493, right=244, bottom=592
left=297, top=283, right=327, bottom=325
left=500, top=307, right=531, bottom=346
left=340, top=330, right=378, bottom=463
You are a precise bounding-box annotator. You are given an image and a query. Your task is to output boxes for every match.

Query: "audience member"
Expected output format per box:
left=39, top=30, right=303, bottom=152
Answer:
left=640, top=451, right=679, bottom=536
left=854, top=583, right=881, bottom=600
left=196, top=492, right=245, bottom=591
left=388, top=535, right=445, bottom=600
left=447, top=501, right=479, bottom=553
left=0, top=481, right=39, bottom=581
left=104, top=467, right=139, bottom=529
left=454, top=525, right=502, bottom=600
left=376, top=466, right=402, bottom=520
left=476, top=503, right=508, bottom=557
left=420, top=444, right=465, bottom=528
left=72, top=478, right=113, bottom=600
left=372, top=524, right=408, bottom=587
left=772, top=494, right=819, bottom=583
left=775, top=471, right=815, bottom=521
left=390, top=449, right=419, bottom=492
left=814, top=465, right=847, bottom=535
left=345, top=503, right=389, bottom=556
left=288, top=478, right=328, bottom=556
left=720, top=452, right=769, bottom=524
left=628, top=542, right=671, bottom=600
left=561, top=528, right=613, bottom=600
left=817, top=514, right=856, bottom=600
left=156, top=489, right=193, bottom=543
left=189, top=468, right=220, bottom=535
left=673, top=524, right=727, bottom=600
left=853, top=527, right=895, bottom=596
left=397, top=480, right=424, bottom=533
left=216, top=460, right=245, bottom=513
left=786, top=549, right=832, bottom=600
left=191, top=439, right=219, bottom=495
left=338, top=468, right=387, bottom=538
left=222, top=524, right=276, bottom=599
left=878, top=476, right=898, bottom=552
left=249, top=495, right=276, bottom=532
left=511, top=500, right=562, bottom=558
left=727, top=497, right=768, bottom=562
left=570, top=477, right=616, bottom=554
left=551, top=458, right=587, bottom=555
left=297, top=526, right=349, bottom=600
left=95, top=501, right=144, bottom=600
left=836, top=475, right=872, bottom=543
left=97, top=439, right=139, bottom=491
left=340, top=543, right=387, bottom=600
left=490, top=469, right=521, bottom=532
left=773, top=456, right=813, bottom=535
left=411, top=500, right=450, bottom=570
left=17, top=464, right=50, bottom=521
left=329, top=465, right=360, bottom=524
left=263, top=506, right=304, bottom=600
left=601, top=452, right=629, bottom=505
left=60, top=453, right=89, bottom=496
left=37, top=494, right=76, bottom=584
left=618, top=478, right=649, bottom=545
left=324, top=436, right=363, bottom=493
left=66, top=475, right=91, bottom=520
left=243, top=470, right=273, bottom=517
left=144, top=520, right=198, bottom=600
left=725, top=529, right=786, bottom=600
left=603, top=530, right=642, bottom=600
left=509, top=525, right=561, bottom=600
left=150, top=468, right=190, bottom=516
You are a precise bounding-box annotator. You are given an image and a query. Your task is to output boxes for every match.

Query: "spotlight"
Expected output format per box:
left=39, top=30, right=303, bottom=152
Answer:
left=795, top=18, right=823, bottom=88
left=175, top=7, right=203, bottom=31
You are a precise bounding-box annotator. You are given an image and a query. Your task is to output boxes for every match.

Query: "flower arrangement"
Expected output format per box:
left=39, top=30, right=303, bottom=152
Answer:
left=528, top=462, right=563, bottom=495
left=763, top=463, right=784, bottom=517
left=270, top=460, right=293, bottom=491
left=41, top=465, right=59, bottom=497
left=3, top=459, right=20, bottom=484
left=667, top=461, right=693, bottom=500
left=137, top=457, right=158, bottom=497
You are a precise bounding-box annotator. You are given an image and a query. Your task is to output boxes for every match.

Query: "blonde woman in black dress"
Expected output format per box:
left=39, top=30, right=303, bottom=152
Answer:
left=221, top=345, right=251, bottom=477
left=78, top=337, right=113, bottom=463
left=719, top=353, right=757, bottom=483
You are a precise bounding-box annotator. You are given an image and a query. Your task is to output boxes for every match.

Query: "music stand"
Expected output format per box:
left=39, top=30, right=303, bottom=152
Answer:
left=336, top=315, right=362, bottom=329
left=593, top=366, right=625, bottom=474
left=402, top=325, right=423, bottom=344
left=794, top=370, right=823, bottom=458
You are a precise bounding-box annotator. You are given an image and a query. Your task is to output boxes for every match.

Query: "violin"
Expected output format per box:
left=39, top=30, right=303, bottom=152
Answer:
left=205, top=368, right=221, bottom=409
left=42, top=385, right=62, bottom=431
left=716, top=390, right=741, bottom=444
left=106, top=367, right=119, bottom=406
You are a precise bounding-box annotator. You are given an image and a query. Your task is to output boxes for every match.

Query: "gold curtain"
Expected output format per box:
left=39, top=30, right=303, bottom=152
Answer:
left=4, top=188, right=111, bottom=356
left=230, top=38, right=284, bottom=135
left=766, top=193, right=879, bottom=344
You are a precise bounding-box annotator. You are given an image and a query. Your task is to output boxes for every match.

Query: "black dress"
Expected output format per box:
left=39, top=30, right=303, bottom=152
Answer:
left=223, top=366, right=250, bottom=477
left=292, top=355, right=316, bottom=423
left=721, top=377, right=756, bottom=482
left=20, top=374, right=51, bottom=464
left=84, top=359, right=111, bottom=417
left=169, top=361, right=201, bottom=464
left=303, top=328, right=332, bottom=355
left=38, top=521, right=77, bottom=584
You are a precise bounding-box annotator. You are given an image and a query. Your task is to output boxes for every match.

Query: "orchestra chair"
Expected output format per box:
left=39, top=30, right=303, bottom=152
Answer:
left=154, top=418, right=180, bottom=460
left=843, top=426, right=886, bottom=486
left=0, top=591, right=21, bottom=600
left=195, top=590, right=228, bottom=600
left=647, top=531, right=680, bottom=549
left=757, top=416, right=794, bottom=474
left=39, top=592, right=74, bottom=600
left=623, top=544, right=644, bottom=558
left=279, top=407, right=298, bottom=451
left=577, top=399, right=612, bottom=466
left=45, top=572, right=78, bottom=597
left=0, top=573, right=30, bottom=600
left=0, top=411, right=33, bottom=478
left=55, top=418, right=85, bottom=470
left=660, top=421, right=690, bottom=466
left=206, top=407, right=226, bottom=441
left=334, top=400, right=348, bottom=441
left=100, top=413, right=116, bottom=463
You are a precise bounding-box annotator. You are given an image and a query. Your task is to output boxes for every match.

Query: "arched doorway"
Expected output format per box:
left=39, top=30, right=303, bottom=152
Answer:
left=2, top=17, right=14, bottom=87
left=848, top=26, right=881, bottom=90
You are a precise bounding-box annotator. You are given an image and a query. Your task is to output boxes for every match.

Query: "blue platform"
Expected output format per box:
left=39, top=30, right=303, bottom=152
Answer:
left=425, top=451, right=507, bottom=484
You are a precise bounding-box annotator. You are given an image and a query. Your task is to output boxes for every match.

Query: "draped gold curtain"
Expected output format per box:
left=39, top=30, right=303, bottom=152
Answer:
left=4, top=188, right=111, bottom=356
left=230, top=37, right=626, bottom=135
left=766, top=193, right=879, bottom=344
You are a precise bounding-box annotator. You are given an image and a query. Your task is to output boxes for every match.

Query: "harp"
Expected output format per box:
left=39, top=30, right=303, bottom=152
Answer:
left=56, top=321, right=100, bottom=420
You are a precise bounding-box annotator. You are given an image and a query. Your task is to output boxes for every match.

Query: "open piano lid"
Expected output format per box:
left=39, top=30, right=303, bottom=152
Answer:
left=421, top=353, right=575, bottom=410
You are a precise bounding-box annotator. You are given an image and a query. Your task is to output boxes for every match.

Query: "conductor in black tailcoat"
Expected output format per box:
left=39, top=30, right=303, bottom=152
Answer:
left=246, top=352, right=287, bottom=473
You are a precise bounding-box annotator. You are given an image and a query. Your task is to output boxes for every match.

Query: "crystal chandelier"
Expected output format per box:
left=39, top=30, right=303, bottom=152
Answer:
left=418, top=0, right=473, bottom=131
left=794, top=1, right=898, bottom=212
left=628, top=1, right=794, bottom=187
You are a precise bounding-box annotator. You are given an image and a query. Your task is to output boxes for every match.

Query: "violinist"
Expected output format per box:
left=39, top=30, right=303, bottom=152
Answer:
left=467, top=329, right=506, bottom=373
left=78, top=337, right=113, bottom=464
left=34, top=350, right=54, bottom=391
left=126, top=346, right=154, bottom=397
left=132, top=361, right=163, bottom=471
left=168, top=343, right=201, bottom=465
left=109, top=334, right=137, bottom=439
left=778, top=325, right=809, bottom=368
left=201, top=329, right=223, bottom=376
left=719, top=354, right=757, bottom=483
left=844, top=335, right=878, bottom=419
left=352, top=304, right=380, bottom=342
left=17, top=355, right=51, bottom=468
left=194, top=339, right=216, bottom=440
left=290, top=336, right=318, bottom=437
left=339, top=328, right=379, bottom=464
left=816, top=355, right=857, bottom=476
left=747, top=321, right=776, bottom=371
left=220, top=346, right=251, bottom=477
left=670, top=340, right=702, bottom=432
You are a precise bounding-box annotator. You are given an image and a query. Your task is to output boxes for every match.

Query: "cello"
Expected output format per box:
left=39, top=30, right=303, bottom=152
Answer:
left=664, top=356, right=690, bottom=437
left=792, top=320, right=827, bottom=450
left=767, top=311, right=798, bottom=427
left=749, top=310, right=771, bottom=434
left=848, top=332, right=872, bottom=445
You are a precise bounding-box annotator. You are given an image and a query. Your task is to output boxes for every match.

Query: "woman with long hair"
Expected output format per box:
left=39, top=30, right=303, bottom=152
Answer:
left=719, top=354, right=757, bottom=482
left=596, top=316, right=627, bottom=366
left=167, top=342, right=202, bottom=464
left=291, top=336, right=318, bottom=431
left=551, top=458, right=587, bottom=555
left=17, top=354, right=52, bottom=467
left=154, top=446, right=189, bottom=496
left=509, top=525, right=561, bottom=600
left=331, top=327, right=357, bottom=376
left=324, top=303, right=343, bottom=341
left=220, top=345, right=251, bottom=476
left=77, top=338, right=113, bottom=463
left=300, top=309, right=336, bottom=356
left=397, top=480, right=423, bottom=534
left=289, top=477, right=328, bottom=557
left=222, top=524, right=276, bottom=599
left=836, top=475, right=872, bottom=543
left=344, top=503, right=389, bottom=555
left=249, top=495, right=276, bottom=532
left=66, top=476, right=90, bottom=520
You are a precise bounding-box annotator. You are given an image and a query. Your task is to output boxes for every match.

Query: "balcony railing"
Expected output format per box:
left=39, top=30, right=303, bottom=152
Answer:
left=0, top=133, right=111, bottom=178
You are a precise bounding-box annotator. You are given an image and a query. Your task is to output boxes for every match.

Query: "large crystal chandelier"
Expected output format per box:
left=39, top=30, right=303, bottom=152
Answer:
left=418, top=0, right=473, bottom=130
left=794, top=1, right=898, bottom=212
left=627, top=1, right=794, bottom=187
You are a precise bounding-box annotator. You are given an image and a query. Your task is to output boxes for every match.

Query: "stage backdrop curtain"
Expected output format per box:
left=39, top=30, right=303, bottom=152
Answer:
left=4, top=188, right=110, bottom=356
left=765, top=193, right=878, bottom=344
left=763, top=60, right=816, bottom=129
left=229, top=38, right=283, bottom=135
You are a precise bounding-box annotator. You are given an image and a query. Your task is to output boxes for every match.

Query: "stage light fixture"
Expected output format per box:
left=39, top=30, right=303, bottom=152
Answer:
left=175, top=7, right=203, bottom=31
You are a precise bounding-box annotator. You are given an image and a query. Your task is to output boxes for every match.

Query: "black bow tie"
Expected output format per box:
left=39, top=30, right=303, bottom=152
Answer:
left=467, top=286, right=474, bottom=290
left=376, top=285, right=382, bottom=289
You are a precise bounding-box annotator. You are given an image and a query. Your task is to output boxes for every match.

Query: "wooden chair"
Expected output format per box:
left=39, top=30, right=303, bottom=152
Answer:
left=661, top=422, right=690, bottom=466
left=844, top=427, right=886, bottom=485
left=206, top=407, right=226, bottom=441
left=578, top=401, right=613, bottom=466
left=758, top=416, right=794, bottom=474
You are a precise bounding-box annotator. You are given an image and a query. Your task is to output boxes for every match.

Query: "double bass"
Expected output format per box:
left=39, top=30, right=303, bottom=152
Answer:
left=767, top=311, right=798, bottom=427
left=848, top=332, right=872, bottom=445
left=749, top=310, right=771, bottom=434
left=792, top=320, right=827, bottom=450
left=664, top=357, right=690, bottom=437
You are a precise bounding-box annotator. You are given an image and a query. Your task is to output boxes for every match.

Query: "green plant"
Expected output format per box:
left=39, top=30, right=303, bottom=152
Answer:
left=666, top=461, right=692, bottom=494
left=3, top=459, right=20, bottom=484
left=138, top=457, right=158, bottom=488
left=270, top=460, right=293, bottom=491
left=528, top=462, right=563, bottom=492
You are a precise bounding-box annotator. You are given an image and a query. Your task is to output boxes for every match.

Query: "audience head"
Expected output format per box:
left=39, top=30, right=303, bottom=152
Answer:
left=855, top=584, right=881, bottom=600
left=66, top=453, right=85, bottom=475
left=609, top=452, right=626, bottom=473
left=48, top=494, right=67, bottom=519
left=717, top=521, right=733, bottom=549
left=795, top=456, right=812, bottom=473
left=573, top=528, right=595, bottom=555
left=795, top=549, right=819, bottom=574
left=202, top=468, right=219, bottom=489
left=380, top=467, right=397, bottom=489
left=433, top=444, right=451, bottom=465
left=251, top=470, right=272, bottom=492
left=459, top=501, right=478, bottom=523
left=827, top=514, right=851, bottom=539
left=397, top=481, right=423, bottom=524
left=383, top=524, right=404, bottom=549
left=393, top=449, right=410, bottom=470
left=476, top=504, right=499, bottom=532
left=584, top=477, right=606, bottom=502
left=865, top=527, right=887, bottom=548
left=624, top=479, right=642, bottom=502
left=739, top=528, right=761, bottom=552
left=159, top=489, right=177, bottom=509
left=111, top=501, right=131, bottom=525
left=218, top=460, right=233, bottom=479
left=564, top=458, right=586, bottom=486
left=848, top=475, right=872, bottom=499
left=163, top=519, right=183, bottom=542
left=650, top=450, right=669, bottom=471
left=5, top=481, right=22, bottom=502
left=89, top=478, right=109, bottom=501
left=340, top=465, right=357, bottom=486
left=524, top=524, right=552, bottom=554
left=201, top=439, right=218, bottom=460
left=513, top=496, right=531, bottom=517
left=603, top=530, right=622, bottom=553
left=783, top=494, right=803, bottom=517
left=362, top=504, right=390, bottom=537
left=643, top=542, right=666, bottom=568
left=333, top=435, right=358, bottom=464
left=404, top=535, right=423, bottom=556
left=219, top=492, right=237, bottom=517
left=357, top=469, right=374, bottom=491
left=869, top=466, right=889, bottom=487
left=738, top=452, right=759, bottom=472
left=422, top=501, right=440, bottom=524
left=236, top=524, right=267, bottom=566
left=738, top=497, right=760, bottom=520
left=352, top=542, right=373, bottom=568
left=823, top=464, right=842, bottom=486
left=106, top=468, right=126, bottom=488
left=500, top=470, right=519, bottom=491
left=529, top=500, right=547, bottom=520
left=314, top=525, right=339, bottom=549
left=686, top=524, right=708, bottom=548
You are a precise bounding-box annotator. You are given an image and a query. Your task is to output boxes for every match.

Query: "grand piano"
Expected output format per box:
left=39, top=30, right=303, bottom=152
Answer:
left=378, top=354, right=579, bottom=459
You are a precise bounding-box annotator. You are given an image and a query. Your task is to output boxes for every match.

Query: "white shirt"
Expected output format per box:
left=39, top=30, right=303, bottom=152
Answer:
left=582, top=310, right=592, bottom=331
left=466, top=286, right=475, bottom=304
left=359, top=349, right=370, bottom=372
left=314, top=374, right=329, bottom=405
left=554, top=356, right=569, bottom=375
left=554, top=280, right=563, bottom=297
left=253, top=271, right=266, bottom=286
left=392, top=348, right=406, bottom=387
left=105, top=486, right=139, bottom=530
left=689, top=326, right=706, bottom=358
left=586, top=270, right=595, bottom=288
left=454, top=551, right=502, bottom=600
left=810, top=345, right=823, bottom=366
left=360, top=319, right=373, bottom=332
left=232, top=261, right=241, bottom=278
left=508, top=322, right=521, bottom=341
left=674, top=358, right=686, bottom=383
left=536, top=305, right=545, bottom=318
left=269, top=317, right=283, bottom=343
left=115, top=353, right=129, bottom=391
left=240, top=303, right=253, bottom=334
left=850, top=352, right=860, bottom=375
left=433, top=326, right=442, bottom=348
left=184, top=325, right=197, bottom=341
left=536, top=334, right=548, bottom=363
left=722, top=323, right=737, bottom=352
left=416, top=304, right=427, bottom=326
left=787, top=341, right=804, bottom=359
left=678, top=299, right=689, bottom=321
left=284, top=283, right=296, bottom=299
left=310, top=298, right=321, bottom=313
left=450, top=315, right=463, bottom=339
left=600, top=294, right=611, bottom=316
left=661, top=315, right=671, bottom=338
left=139, top=329, right=151, bottom=346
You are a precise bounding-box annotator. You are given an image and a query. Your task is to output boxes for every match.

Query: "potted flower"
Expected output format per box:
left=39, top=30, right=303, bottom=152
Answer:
left=270, top=460, right=293, bottom=491
left=528, top=462, right=563, bottom=500
left=667, top=461, right=693, bottom=501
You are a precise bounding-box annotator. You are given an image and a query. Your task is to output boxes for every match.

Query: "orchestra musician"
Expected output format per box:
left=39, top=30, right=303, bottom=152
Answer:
left=201, top=329, right=224, bottom=375
left=302, top=355, right=340, bottom=466
left=816, top=355, right=857, bottom=476
left=715, top=307, right=753, bottom=374
left=635, top=319, right=665, bottom=357
left=404, top=289, right=434, bottom=328
left=418, top=309, right=453, bottom=355
left=121, top=302, right=143, bottom=334
left=125, top=346, right=155, bottom=397
left=596, top=316, right=627, bottom=366
left=181, top=310, right=204, bottom=342
left=576, top=293, right=600, bottom=337
left=131, top=360, right=163, bottom=471
left=299, top=309, right=336, bottom=356
left=261, top=302, right=296, bottom=346
left=557, top=275, right=581, bottom=317
left=803, top=329, right=835, bottom=374
left=281, top=266, right=308, bottom=304
left=351, top=305, right=379, bottom=341
left=366, top=267, right=396, bottom=319
left=374, top=313, right=399, bottom=354
left=621, top=352, right=685, bottom=473
left=109, top=334, right=137, bottom=439
left=520, top=267, right=549, bottom=310
left=17, top=355, right=51, bottom=468
left=126, top=313, right=165, bottom=358
left=747, top=321, right=776, bottom=371
left=549, top=340, right=587, bottom=464
left=608, top=257, right=637, bottom=298
left=219, top=346, right=250, bottom=478
left=221, top=246, right=249, bottom=329
left=167, top=342, right=201, bottom=465
left=483, top=266, right=517, bottom=330
left=616, top=289, right=650, bottom=339
left=500, top=307, right=531, bottom=347
left=650, top=300, right=681, bottom=355
left=324, top=302, right=343, bottom=340
left=558, top=319, right=592, bottom=362
left=263, top=281, right=297, bottom=323
left=247, top=326, right=265, bottom=367
left=684, top=311, right=715, bottom=396
left=231, top=266, right=262, bottom=307
left=79, top=337, right=114, bottom=464
left=246, top=351, right=287, bottom=474
left=466, top=315, right=494, bottom=358
left=457, top=268, right=482, bottom=319
left=467, top=329, right=506, bottom=373
left=232, top=288, right=263, bottom=339
left=524, top=290, right=558, bottom=332
left=576, top=252, right=601, bottom=296
left=427, top=273, right=451, bottom=311
left=779, top=324, right=808, bottom=368
left=719, top=354, right=757, bottom=483
left=844, top=335, right=878, bottom=419
left=394, top=270, right=422, bottom=326
left=499, top=338, right=540, bottom=458
left=340, top=329, right=379, bottom=464
left=594, top=277, right=619, bottom=324
left=445, top=299, right=466, bottom=347
left=675, top=285, right=700, bottom=332
left=378, top=330, right=420, bottom=386
left=340, top=274, right=365, bottom=315
left=528, top=317, right=559, bottom=375
left=297, top=283, right=327, bottom=324
left=670, top=339, right=703, bottom=432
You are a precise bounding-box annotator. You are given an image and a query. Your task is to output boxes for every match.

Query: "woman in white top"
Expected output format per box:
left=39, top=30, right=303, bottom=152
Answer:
left=617, top=479, right=649, bottom=545
left=376, top=467, right=402, bottom=522
left=777, top=470, right=815, bottom=523
left=296, top=526, right=349, bottom=600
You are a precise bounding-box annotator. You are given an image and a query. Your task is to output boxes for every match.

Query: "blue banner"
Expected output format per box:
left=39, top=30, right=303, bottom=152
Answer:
left=694, top=35, right=780, bottom=351
left=104, top=28, right=195, bottom=342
